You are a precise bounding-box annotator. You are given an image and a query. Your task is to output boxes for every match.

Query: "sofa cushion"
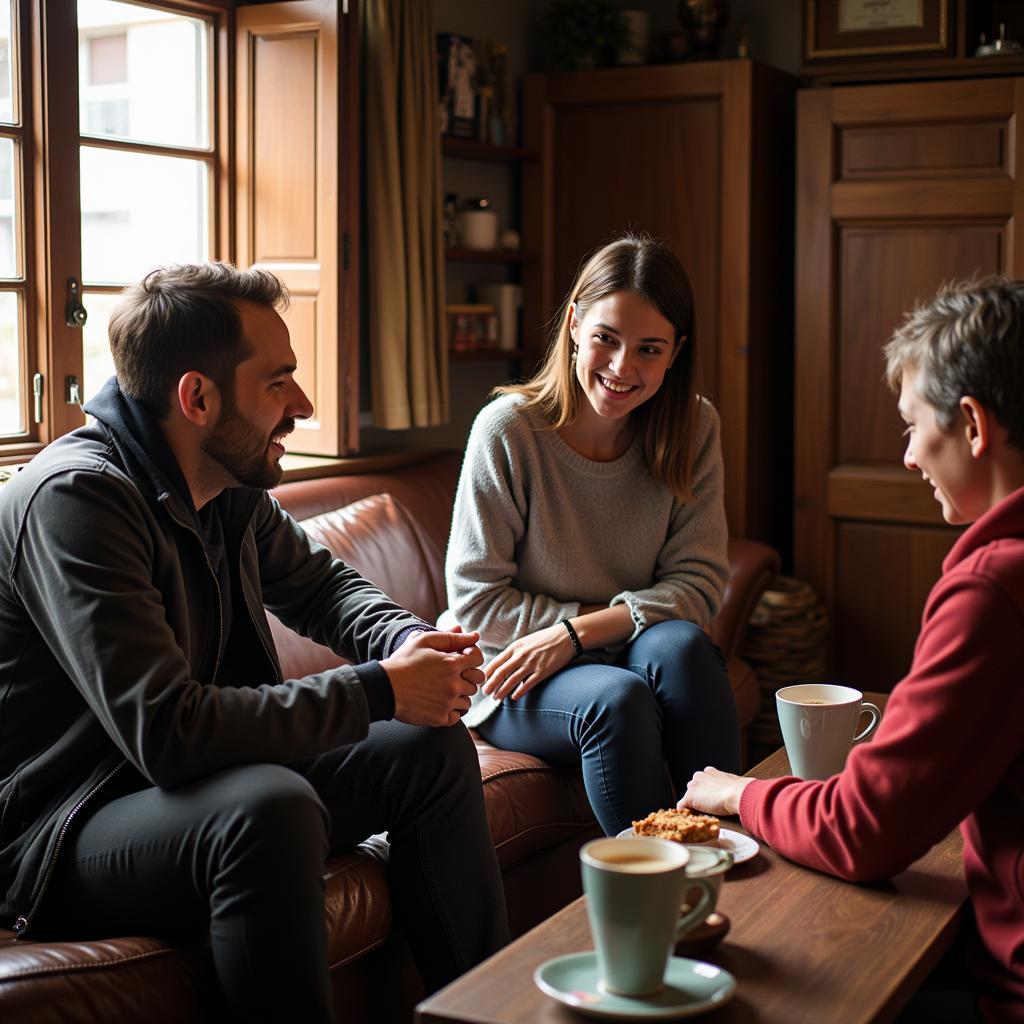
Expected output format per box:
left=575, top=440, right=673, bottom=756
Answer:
left=322, top=849, right=395, bottom=969
left=0, top=852, right=400, bottom=1024
left=299, top=493, right=440, bottom=623
left=0, top=929, right=222, bottom=1023
left=268, top=493, right=440, bottom=680
left=472, top=736, right=597, bottom=869
left=270, top=453, right=461, bottom=612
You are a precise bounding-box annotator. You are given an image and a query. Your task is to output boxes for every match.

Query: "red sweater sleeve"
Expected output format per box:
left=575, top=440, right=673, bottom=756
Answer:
left=738, top=572, right=1024, bottom=882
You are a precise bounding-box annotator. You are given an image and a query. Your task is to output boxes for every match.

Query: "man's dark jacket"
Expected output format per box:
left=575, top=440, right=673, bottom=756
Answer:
left=0, top=380, right=421, bottom=932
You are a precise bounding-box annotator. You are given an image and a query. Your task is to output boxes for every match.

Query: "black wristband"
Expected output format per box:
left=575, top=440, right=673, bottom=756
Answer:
left=560, top=618, right=584, bottom=657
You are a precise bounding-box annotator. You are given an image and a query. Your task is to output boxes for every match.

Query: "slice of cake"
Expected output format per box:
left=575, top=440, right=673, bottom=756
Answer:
left=632, top=807, right=720, bottom=843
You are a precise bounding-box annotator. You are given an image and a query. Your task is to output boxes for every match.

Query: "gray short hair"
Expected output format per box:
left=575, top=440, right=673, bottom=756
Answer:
left=883, top=276, right=1024, bottom=451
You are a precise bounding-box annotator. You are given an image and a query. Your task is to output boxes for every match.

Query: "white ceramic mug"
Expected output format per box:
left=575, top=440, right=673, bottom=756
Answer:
left=580, top=836, right=716, bottom=997
left=776, top=683, right=881, bottom=780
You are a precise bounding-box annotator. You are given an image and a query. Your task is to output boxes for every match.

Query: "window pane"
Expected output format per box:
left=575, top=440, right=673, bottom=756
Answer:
left=0, top=1, right=13, bottom=125
left=0, top=137, right=17, bottom=277
left=0, top=291, right=21, bottom=434
left=78, top=1, right=209, bottom=149
left=81, top=291, right=121, bottom=404
left=80, top=146, right=209, bottom=285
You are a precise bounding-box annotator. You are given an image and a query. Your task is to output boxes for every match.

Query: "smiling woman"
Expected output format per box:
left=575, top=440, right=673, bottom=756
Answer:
left=443, top=233, right=741, bottom=838
left=563, top=290, right=679, bottom=457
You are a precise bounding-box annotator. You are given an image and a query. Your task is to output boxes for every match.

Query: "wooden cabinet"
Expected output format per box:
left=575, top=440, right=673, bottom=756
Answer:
left=522, top=60, right=796, bottom=551
left=794, top=76, right=1024, bottom=689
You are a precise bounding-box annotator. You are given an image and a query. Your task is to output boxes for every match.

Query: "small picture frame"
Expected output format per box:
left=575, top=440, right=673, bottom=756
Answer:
left=437, top=33, right=478, bottom=140
left=804, top=0, right=952, bottom=65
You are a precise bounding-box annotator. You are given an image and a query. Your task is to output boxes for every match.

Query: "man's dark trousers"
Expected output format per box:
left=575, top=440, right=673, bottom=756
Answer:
left=33, top=720, right=509, bottom=1023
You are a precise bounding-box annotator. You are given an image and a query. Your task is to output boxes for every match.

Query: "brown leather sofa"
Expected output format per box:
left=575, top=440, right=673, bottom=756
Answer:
left=0, top=451, right=780, bottom=1023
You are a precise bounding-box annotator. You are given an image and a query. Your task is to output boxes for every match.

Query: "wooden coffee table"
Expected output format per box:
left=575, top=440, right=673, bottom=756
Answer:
left=416, top=696, right=967, bottom=1023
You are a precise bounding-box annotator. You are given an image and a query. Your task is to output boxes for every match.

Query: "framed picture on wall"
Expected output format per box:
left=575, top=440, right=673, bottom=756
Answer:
left=804, top=0, right=953, bottom=65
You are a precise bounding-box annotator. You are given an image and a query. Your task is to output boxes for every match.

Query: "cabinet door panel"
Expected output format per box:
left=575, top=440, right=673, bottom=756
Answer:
left=252, top=33, right=318, bottom=260
left=838, top=224, right=1004, bottom=466
left=840, top=123, right=1008, bottom=179
left=796, top=77, right=1024, bottom=687
left=284, top=293, right=318, bottom=410
left=551, top=98, right=721, bottom=400
left=835, top=523, right=956, bottom=690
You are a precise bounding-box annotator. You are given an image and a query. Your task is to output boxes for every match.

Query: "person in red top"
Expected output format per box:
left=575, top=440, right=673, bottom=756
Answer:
left=682, top=276, right=1024, bottom=1023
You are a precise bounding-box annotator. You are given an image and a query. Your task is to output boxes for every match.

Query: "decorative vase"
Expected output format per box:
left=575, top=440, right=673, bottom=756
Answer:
left=678, top=0, right=730, bottom=59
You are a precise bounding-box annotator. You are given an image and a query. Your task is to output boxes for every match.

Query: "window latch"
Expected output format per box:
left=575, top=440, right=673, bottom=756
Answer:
left=32, top=373, right=43, bottom=424
left=66, top=277, right=88, bottom=328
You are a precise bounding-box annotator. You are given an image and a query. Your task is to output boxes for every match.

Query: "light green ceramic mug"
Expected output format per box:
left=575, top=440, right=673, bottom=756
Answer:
left=680, top=842, right=734, bottom=910
left=580, top=836, right=719, bottom=997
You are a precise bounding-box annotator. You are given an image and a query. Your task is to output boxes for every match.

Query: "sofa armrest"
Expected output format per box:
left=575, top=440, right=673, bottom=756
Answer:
left=708, top=538, right=782, bottom=663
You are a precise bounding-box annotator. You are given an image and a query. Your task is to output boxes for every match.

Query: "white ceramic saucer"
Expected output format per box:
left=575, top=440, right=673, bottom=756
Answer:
left=534, top=952, right=736, bottom=1020
left=616, top=826, right=760, bottom=866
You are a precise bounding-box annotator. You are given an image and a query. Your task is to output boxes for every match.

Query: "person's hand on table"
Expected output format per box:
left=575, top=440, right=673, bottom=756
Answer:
left=482, top=624, right=575, bottom=701
left=680, top=766, right=754, bottom=817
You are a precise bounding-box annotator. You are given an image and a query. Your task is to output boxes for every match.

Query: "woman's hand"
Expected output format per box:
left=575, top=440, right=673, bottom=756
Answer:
left=482, top=623, right=576, bottom=701
left=679, top=766, right=753, bottom=817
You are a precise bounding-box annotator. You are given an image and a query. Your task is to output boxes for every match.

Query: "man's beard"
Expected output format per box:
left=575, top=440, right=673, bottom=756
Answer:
left=202, top=398, right=293, bottom=490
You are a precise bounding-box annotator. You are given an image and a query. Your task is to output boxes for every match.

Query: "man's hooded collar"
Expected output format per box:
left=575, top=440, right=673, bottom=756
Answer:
left=83, top=376, right=196, bottom=515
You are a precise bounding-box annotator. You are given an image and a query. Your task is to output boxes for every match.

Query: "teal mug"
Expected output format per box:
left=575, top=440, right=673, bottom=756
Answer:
left=580, top=836, right=719, bottom=997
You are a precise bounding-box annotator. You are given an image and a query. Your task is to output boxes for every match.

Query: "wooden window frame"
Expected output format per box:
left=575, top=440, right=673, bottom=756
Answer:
left=0, top=0, right=38, bottom=459
left=2, top=0, right=359, bottom=467
left=2, top=0, right=232, bottom=465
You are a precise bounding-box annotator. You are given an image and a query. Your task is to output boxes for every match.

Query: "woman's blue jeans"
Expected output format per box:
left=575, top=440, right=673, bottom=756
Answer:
left=476, top=620, right=741, bottom=836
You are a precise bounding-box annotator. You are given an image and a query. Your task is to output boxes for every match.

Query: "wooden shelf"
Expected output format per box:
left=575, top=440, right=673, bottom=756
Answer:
left=441, top=137, right=533, bottom=162
left=803, top=54, right=1024, bottom=85
left=449, top=346, right=528, bottom=362
left=445, top=247, right=527, bottom=263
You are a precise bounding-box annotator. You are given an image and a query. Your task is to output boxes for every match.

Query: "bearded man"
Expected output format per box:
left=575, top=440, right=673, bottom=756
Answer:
left=0, top=263, right=509, bottom=1023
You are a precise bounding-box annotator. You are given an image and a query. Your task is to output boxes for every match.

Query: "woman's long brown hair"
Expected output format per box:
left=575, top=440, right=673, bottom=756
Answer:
left=495, top=233, right=703, bottom=502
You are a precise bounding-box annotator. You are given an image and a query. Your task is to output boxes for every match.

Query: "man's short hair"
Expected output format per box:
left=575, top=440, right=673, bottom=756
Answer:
left=884, top=275, right=1024, bottom=452
left=108, top=262, right=289, bottom=418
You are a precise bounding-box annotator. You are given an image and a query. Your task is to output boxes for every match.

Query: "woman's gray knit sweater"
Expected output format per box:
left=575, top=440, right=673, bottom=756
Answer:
left=444, top=393, right=729, bottom=728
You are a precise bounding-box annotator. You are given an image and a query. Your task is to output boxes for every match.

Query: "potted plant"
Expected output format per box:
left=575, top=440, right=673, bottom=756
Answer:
left=541, top=0, right=629, bottom=71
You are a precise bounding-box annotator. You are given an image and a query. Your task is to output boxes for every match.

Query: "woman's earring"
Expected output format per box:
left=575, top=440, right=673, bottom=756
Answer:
left=571, top=343, right=578, bottom=366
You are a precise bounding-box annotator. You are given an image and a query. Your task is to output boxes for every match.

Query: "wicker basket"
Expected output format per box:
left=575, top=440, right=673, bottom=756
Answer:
left=740, top=576, right=829, bottom=758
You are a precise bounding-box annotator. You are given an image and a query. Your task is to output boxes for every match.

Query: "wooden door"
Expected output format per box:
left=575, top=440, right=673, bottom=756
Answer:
left=795, top=77, right=1024, bottom=689
left=522, top=61, right=795, bottom=548
left=235, top=0, right=359, bottom=456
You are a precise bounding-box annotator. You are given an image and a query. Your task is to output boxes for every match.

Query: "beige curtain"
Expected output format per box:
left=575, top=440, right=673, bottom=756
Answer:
left=365, top=0, right=448, bottom=428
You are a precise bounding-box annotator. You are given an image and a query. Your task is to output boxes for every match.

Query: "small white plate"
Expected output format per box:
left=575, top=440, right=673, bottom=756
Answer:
left=534, top=951, right=736, bottom=1020
left=616, top=826, right=760, bottom=866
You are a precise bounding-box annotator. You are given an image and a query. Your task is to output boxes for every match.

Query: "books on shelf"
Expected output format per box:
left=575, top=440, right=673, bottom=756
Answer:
left=445, top=303, right=498, bottom=351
